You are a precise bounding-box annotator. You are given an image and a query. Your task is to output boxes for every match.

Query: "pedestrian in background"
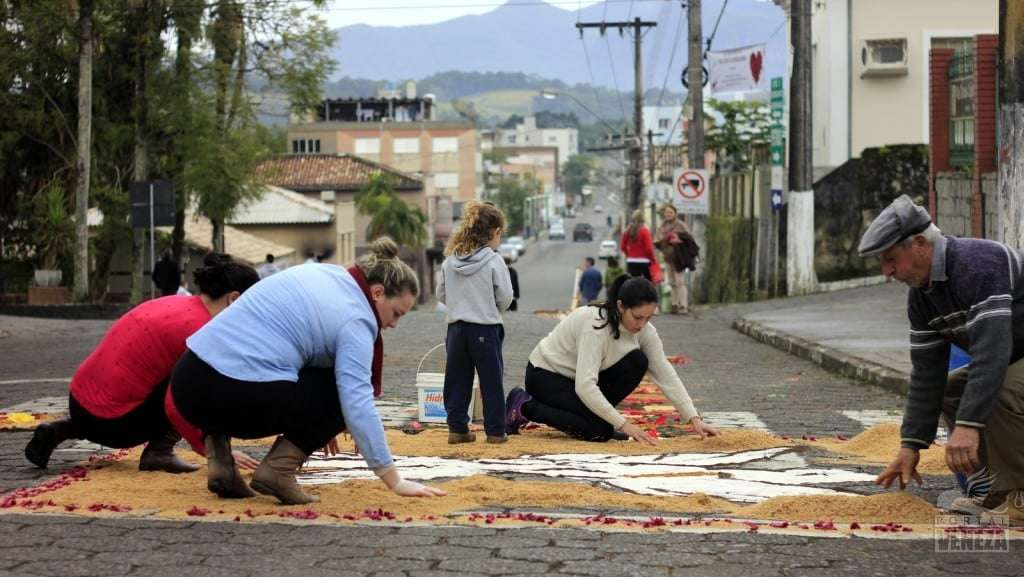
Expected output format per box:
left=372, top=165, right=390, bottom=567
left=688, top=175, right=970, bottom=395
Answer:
left=505, top=275, right=718, bottom=443
left=604, top=257, right=625, bottom=292
left=578, top=257, right=602, bottom=306
left=152, top=250, right=181, bottom=297
left=258, top=253, right=280, bottom=279
left=25, top=253, right=260, bottom=473
left=437, top=201, right=515, bottom=445
left=654, top=203, right=696, bottom=314
left=620, top=209, right=656, bottom=281
left=504, top=255, right=520, bottom=312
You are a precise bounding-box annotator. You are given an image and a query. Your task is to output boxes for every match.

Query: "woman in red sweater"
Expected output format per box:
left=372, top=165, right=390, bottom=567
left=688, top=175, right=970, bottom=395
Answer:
left=24, top=253, right=259, bottom=472
left=620, top=209, right=656, bottom=281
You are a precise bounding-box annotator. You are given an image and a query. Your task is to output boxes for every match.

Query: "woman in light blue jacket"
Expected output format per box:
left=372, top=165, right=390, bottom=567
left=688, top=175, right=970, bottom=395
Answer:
left=170, top=237, right=445, bottom=504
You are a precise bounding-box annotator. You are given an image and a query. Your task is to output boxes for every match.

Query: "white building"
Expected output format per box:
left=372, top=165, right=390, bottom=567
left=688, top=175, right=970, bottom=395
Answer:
left=495, top=116, right=578, bottom=167
left=774, top=0, right=997, bottom=170
left=642, top=105, right=685, bottom=146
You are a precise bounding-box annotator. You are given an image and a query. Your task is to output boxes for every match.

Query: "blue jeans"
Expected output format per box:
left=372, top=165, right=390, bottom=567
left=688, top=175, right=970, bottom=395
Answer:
left=443, top=321, right=506, bottom=436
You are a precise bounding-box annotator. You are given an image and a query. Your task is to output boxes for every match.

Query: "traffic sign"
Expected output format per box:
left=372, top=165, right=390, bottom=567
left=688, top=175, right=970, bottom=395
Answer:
left=770, top=165, right=784, bottom=212
left=770, top=76, right=784, bottom=122
left=770, top=123, right=785, bottom=166
left=672, top=168, right=710, bottom=215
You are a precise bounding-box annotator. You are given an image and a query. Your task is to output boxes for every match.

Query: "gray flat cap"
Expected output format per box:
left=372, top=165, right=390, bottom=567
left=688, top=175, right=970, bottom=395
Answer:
left=857, top=194, right=932, bottom=257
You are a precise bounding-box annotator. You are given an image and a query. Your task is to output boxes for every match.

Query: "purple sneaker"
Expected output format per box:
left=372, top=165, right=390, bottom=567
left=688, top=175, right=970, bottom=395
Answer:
left=505, top=387, right=532, bottom=435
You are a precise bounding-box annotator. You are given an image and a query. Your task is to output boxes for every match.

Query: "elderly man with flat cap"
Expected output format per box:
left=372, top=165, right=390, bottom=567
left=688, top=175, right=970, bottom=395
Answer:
left=859, top=194, right=1024, bottom=524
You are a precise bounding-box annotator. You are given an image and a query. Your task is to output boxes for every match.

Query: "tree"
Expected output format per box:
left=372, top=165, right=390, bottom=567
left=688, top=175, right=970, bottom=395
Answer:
left=72, top=0, right=94, bottom=302
left=562, top=154, right=596, bottom=195
left=704, top=98, right=772, bottom=173
left=491, top=176, right=539, bottom=234
left=355, top=173, right=428, bottom=248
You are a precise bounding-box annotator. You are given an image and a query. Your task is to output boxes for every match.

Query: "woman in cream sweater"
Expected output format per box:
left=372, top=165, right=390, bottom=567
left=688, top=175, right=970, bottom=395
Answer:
left=505, top=275, right=718, bottom=444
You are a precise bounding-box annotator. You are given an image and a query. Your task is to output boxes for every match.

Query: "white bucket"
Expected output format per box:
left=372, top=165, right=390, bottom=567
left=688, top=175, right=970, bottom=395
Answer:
left=415, top=343, right=483, bottom=423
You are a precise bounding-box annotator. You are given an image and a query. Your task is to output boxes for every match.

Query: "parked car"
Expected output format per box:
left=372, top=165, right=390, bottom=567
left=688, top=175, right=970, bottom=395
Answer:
left=505, top=235, right=526, bottom=255
left=573, top=223, right=594, bottom=242
left=498, top=243, right=519, bottom=262
left=598, top=240, right=618, bottom=259
left=593, top=204, right=604, bottom=213
left=549, top=223, right=566, bottom=240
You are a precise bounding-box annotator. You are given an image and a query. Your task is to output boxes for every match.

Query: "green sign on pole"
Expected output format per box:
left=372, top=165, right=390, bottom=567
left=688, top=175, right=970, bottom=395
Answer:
left=770, top=77, right=784, bottom=122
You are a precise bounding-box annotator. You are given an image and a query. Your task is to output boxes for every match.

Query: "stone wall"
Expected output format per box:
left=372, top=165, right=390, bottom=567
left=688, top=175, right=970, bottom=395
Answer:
left=934, top=173, right=973, bottom=237
left=983, top=173, right=998, bottom=240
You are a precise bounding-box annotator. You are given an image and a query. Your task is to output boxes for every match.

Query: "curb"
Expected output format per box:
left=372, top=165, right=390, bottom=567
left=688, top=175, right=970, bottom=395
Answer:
left=732, top=318, right=910, bottom=396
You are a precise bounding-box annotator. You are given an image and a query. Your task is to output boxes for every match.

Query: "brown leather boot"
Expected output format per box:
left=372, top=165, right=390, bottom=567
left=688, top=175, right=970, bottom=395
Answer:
left=139, top=431, right=200, bottom=474
left=250, top=437, right=319, bottom=505
left=204, top=434, right=255, bottom=498
left=24, top=419, right=79, bottom=469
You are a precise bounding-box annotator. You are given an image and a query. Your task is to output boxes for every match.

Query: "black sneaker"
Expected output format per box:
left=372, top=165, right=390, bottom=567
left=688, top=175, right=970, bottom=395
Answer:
left=505, top=388, right=532, bottom=435
left=610, top=430, right=630, bottom=441
left=24, top=422, right=63, bottom=468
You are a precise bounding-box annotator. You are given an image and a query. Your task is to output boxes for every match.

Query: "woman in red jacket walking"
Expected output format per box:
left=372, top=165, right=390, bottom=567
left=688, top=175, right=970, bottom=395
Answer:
left=620, top=209, right=656, bottom=281
left=24, top=253, right=259, bottom=473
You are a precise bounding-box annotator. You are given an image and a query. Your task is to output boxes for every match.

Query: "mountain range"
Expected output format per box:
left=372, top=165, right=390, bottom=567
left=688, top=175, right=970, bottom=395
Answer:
left=328, top=0, right=788, bottom=90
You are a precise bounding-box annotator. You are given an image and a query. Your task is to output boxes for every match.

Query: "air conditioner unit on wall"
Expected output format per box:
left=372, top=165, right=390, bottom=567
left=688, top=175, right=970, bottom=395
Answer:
left=860, top=38, right=909, bottom=78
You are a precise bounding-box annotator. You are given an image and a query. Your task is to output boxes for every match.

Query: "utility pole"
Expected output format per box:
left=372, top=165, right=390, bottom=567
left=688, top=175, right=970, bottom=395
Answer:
left=687, top=0, right=705, bottom=170
left=577, top=18, right=656, bottom=213
left=998, top=0, right=1024, bottom=249
left=786, top=0, right=816, bottom=294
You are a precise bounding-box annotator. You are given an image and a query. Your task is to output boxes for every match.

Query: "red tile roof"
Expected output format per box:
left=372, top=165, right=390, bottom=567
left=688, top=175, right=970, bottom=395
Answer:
left=254, top=154, right=423, bottom=192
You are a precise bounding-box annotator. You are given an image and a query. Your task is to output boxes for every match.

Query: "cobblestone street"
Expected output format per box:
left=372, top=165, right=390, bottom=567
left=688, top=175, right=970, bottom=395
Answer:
left=2, top=292, right=1022, bottom=577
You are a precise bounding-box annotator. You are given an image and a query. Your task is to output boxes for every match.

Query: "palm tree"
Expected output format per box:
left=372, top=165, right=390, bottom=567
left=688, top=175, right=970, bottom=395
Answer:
left=355, top=173, right=427, bottom=248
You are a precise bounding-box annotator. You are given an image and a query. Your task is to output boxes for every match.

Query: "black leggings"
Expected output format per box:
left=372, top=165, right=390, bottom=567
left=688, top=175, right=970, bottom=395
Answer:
left=170, top=350, right=345, bottom=455
left=68, top=381, right=173, bottom=448
left=522, top=349, right=648, bottom=442
left=626, top=261, right=652, bottom=281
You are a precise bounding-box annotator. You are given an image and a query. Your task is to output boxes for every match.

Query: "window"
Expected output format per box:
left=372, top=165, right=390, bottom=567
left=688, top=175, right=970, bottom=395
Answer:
left=432, top=137, right=458, bottom=153
left=548, top=135, right=558, bottom=143
left=292, top=140, right=300, bottom=153
left=354, top=138, right=380, bottom=154
left=434, top=172, right=459, bottom=189
left=393, top=138, right=419, bottom=154
left=658, top=118, right=670, bottom=129
left=508, top=135, right=517, bottom=144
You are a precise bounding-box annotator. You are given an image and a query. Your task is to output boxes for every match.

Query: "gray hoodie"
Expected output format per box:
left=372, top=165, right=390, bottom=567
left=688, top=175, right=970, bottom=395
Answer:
left=437, top=247, right=514, bottom=324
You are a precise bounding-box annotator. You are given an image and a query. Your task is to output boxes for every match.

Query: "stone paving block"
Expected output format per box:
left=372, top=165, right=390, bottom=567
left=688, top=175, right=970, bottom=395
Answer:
left=58, top=536, right=163, bottom=553
left=446, top=535, right=549, bottom=549
left=202, top=552, right=322, bottom=571
left=125, top=566, right=240, bottom=577
left=318, top=555, right=435, bottom=573
left=324, top=532, right=440, bottom=549
left=225, top=529, right=338, bottom=547
left=3, top=513, right=93, bottom=526
left=91, top=550, right=207, bottom=567
left=13, top=560, right=135, bottom=577
left=497, top=545, right=599, bottom=562
left=681, top=565, right=783, bottom=577
left=391, top=544, right=493, bottom=560
left=406, top=572, right=490, bottom=577
left=435, top=557, right=551, bottom=575
left=606, top=551, right=719, bottom=567
left=399, top=526, right=495, bottom=538
left=88, top=518, right=194, bottom=531
left=157, top=541, right=270, bottom=557
left=555, top=560, right=670, bottom=577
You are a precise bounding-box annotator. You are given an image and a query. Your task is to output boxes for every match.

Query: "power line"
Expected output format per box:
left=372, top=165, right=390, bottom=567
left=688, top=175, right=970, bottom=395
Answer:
left=705, top=0, right=729, bottom=52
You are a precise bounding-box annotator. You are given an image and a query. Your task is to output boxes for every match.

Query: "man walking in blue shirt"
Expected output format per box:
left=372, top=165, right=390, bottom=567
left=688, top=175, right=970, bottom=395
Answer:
left=578, top=257, right=603, bottom=306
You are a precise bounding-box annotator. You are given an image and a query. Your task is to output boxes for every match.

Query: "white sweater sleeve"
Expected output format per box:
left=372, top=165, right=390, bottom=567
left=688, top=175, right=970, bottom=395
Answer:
left=640, top=324, right=699, bottom=422
left=574, top=324, right=628, bottom=429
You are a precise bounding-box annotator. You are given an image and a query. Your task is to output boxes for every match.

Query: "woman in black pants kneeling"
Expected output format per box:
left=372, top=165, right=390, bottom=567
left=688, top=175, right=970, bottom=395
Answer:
left=504, top=275, right=718, bottom=444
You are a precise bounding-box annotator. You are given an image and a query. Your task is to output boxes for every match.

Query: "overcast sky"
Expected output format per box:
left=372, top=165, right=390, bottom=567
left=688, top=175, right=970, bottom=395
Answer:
left=313, top=0, right=605, bottom=29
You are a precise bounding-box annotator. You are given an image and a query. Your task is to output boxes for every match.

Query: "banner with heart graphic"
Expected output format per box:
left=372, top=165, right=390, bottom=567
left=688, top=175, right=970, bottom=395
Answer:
left=707, top=44, right=767, bottom=94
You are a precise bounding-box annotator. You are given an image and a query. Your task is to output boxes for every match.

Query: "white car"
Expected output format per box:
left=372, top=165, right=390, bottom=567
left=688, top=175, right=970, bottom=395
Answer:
left=598, top=240, right=618, bottom=259
left=593, top=204, right=604, bottom=213
left=498, top=243, right=519, bottom=262
left=506, top=236, right=526, bottom=255
left=549, top=224, right=566, bottom=240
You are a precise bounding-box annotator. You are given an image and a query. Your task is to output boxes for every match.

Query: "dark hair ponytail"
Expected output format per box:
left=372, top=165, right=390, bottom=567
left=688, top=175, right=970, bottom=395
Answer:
left=192, top=252, right=260, bottom=299
left=592, top=274, right=658, bottom=339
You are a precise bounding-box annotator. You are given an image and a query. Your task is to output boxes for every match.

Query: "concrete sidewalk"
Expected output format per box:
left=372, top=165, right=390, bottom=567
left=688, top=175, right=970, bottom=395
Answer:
left=733, top=282, right=913, bottom=395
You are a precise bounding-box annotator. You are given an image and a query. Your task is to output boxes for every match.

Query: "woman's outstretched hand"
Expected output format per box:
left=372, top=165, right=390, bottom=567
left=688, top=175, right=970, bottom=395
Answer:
left=618, top=421, right=658, bottom=446
left=380, top=468, right=447, bottom=497
left=231, top=450, right=260, bottom=470
left=689, top=416, right=719, bottom=439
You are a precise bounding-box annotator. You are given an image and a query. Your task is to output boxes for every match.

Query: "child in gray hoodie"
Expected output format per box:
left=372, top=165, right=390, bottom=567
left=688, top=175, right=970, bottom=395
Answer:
left=437, top=201, right=515, bottom=444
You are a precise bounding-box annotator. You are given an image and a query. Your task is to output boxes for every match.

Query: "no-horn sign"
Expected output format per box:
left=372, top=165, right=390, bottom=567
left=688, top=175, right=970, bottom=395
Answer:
left=672, top=168, right=710, bottom=215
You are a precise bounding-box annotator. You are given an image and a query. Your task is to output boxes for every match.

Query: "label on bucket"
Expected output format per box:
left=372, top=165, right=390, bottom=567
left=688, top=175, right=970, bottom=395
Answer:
left=421, top=388, right=447, bottom=420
